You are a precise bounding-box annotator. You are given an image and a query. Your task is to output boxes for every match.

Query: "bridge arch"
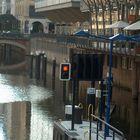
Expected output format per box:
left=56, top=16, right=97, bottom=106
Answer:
left=0, top=39, right=29, bottom=53
left=0, top=38, right=30, bottom=71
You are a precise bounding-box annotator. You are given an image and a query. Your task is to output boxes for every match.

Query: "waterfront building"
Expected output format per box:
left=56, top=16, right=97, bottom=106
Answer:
left=35, top=0, right=90, bottom=34
left=11, top=0, right=50, bottom=34
left=0, top=0, right=50, bottom=34
left=34, top=0, right=140, bottom=35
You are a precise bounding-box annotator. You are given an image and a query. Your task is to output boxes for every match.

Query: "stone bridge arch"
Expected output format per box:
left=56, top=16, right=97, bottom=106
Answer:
left=0, top=39, right=30, bottom=54
left=0, top=38, right=30, bottom=71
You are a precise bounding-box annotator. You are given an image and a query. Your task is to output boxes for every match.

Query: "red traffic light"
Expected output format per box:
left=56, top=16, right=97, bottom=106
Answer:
left=60, top=63, right=71, bottom=81
left=63, top=66, right=69, bottom=72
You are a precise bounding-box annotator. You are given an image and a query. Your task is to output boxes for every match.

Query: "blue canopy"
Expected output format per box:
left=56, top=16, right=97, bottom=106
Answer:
left=109, top=34, right=137, bottom=41
left=73, top=30, right=91, bottom=37
left=73, top=30, right=110, bottom=40
left=132, top=34, right=140, bottom=40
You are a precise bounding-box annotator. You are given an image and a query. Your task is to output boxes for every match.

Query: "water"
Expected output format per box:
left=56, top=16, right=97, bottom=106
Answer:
left=0, top=73, right=64, bottom=140
left=0, top=71, right=139, bottom=140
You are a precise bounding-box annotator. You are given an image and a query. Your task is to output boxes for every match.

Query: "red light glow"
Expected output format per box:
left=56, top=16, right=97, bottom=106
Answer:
left=63, top=66, right=69, bottom=72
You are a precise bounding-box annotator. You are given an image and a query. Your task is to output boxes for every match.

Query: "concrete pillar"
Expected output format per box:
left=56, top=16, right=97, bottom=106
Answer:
left=52, top=57, right=56, bottom=81
left=42, top=55, right=47, bottom=86
left=29, top=52, right=34, bottom=78
left=35, top=53, right=41, bottom=80
left=52, top=57, right=56, bottom=90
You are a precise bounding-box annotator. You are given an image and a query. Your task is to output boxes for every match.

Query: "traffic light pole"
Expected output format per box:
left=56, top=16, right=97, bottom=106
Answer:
left=71, top=79, right=76, bottom=130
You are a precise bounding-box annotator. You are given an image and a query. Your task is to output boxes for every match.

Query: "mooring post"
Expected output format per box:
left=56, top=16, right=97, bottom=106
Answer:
left=29, top=52, right=34, bottom=78
left=35, top=52, right=41, bottom=80
left=52, top=57, right=56, bottom=81
left=52, top=57, right=56, bottom=89
left=42, top=55, right=47, bottom=86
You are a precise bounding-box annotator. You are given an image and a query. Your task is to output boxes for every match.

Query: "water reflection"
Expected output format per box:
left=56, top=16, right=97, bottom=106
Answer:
left=0, top=73, right=64, bottom=140
left=112, top=87, right=140, bottom=140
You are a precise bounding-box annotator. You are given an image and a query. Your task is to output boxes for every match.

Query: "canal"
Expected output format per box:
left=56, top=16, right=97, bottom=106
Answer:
left=0, top=42, right=140, bottom=140
left=0, top=72, right=64, bottom=140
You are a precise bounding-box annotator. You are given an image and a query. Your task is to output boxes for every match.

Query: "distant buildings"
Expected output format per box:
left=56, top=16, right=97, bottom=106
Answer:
left=35, top=0, right=89, bottom=34
left=0, top=0, right=51, bottom=34
left=34, top=0, right=140, bottom=35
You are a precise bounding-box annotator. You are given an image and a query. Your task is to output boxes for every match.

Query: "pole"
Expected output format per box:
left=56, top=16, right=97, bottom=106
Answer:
left=105, top=40, right=113, bottom=136
left=29, top=52, right=34, bottom=78
left=99, top=81, right=103, bottom=130
left=71, top=79, right=76, bottom=130
left=42, top=55, right=47, bottom=86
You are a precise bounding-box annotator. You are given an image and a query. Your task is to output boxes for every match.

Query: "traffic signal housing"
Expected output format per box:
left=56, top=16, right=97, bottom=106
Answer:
left=60, top=63, right=71, bottom=81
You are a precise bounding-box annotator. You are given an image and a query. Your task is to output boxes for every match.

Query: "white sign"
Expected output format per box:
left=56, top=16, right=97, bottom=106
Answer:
left=96, top=89, right=101, bottom=98
left=87, top=88, right=95, bottom=94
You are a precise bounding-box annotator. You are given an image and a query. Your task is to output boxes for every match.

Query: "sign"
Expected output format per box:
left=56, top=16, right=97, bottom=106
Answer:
left=96, top=89, right=101, bottom=98
left=87, top=88, right=95, bottom=94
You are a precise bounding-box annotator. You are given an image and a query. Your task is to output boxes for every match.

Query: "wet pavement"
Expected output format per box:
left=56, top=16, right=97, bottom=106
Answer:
left=0, top=73, right=64, bottom=140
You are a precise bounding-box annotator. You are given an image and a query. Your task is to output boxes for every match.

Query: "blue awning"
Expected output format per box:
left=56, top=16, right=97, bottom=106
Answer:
left=132, top=34, right=140, bottom=40
left=73, top=30, right=91, bottom=37
left=109, top=34, right=137, bottom=41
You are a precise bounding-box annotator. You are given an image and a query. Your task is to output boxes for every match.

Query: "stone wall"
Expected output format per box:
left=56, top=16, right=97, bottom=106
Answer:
left=30, top=37, right=70, bottom=64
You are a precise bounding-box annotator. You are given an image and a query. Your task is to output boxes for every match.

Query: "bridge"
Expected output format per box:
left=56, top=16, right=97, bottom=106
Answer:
left=0, top=35, right=30, bottom=71
left=0, top=35, right=30, bottom=53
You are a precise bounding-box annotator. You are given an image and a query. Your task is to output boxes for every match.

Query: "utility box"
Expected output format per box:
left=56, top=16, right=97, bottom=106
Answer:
left=65, top=105, right=83, bottom=124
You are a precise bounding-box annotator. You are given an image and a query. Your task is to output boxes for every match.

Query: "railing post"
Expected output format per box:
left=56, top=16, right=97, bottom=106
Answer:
left=113, top=131, right=115, bottom=140
left=89, top=115, right=92, bottom=140
left=96, top=120, right=99, bottom=140
left=90, top=114, right=125, bottom=140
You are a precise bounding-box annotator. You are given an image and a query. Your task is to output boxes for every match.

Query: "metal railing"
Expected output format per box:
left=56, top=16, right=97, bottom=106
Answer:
left=1, top=33, right=138, bottom=55
left=30, top=33, right=137, bottom=55
left=89, top=114, right=125, bottom=140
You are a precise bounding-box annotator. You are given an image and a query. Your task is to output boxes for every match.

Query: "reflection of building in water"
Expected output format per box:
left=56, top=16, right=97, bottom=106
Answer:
left=0, top=102, right=31, bottom=140
left=2, top=0, right=7, bottom=14
left=0, top=0, right=10, bottom=14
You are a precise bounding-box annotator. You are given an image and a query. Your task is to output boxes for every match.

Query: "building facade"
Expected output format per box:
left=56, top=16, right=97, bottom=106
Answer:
left=0, top=0, right=50, bottom=34
left=12, top=0, right=50, bottom=34
left=35, top=0, right=90, bottom=34
left=80, top=0, right=140, bottom=35
left=34, top=0, right=140, bottom=35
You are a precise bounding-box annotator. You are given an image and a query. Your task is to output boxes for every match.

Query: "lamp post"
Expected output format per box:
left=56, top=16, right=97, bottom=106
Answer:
left=105, top=40, right=113, bottom=136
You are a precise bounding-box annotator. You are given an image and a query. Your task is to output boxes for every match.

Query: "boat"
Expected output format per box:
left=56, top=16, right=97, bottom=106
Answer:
left=53, top=105, right=126, bottom=140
